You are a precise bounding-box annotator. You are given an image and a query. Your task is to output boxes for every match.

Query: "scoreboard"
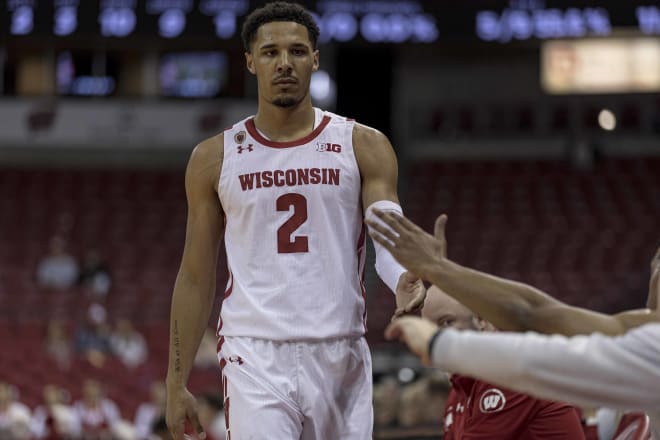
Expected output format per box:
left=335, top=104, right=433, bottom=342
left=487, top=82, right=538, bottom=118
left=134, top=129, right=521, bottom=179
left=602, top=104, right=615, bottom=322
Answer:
left=1, top=0, right=439, bottom=44
left=2, top=0, right=659, bottom=45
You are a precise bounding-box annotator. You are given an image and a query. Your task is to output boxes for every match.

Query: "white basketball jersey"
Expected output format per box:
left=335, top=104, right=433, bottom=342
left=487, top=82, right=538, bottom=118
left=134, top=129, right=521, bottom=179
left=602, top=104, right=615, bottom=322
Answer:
left=217, top=108, right=366, bottom=341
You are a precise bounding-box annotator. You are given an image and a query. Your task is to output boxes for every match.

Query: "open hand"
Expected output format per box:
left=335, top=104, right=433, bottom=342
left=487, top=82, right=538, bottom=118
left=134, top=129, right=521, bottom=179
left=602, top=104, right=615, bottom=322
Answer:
left=366, top=212, right=448, bottom=280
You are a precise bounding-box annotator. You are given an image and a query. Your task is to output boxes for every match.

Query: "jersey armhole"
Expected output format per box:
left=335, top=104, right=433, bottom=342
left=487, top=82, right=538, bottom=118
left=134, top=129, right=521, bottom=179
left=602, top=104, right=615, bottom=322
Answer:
left=213, top=131, right=227, bottom=197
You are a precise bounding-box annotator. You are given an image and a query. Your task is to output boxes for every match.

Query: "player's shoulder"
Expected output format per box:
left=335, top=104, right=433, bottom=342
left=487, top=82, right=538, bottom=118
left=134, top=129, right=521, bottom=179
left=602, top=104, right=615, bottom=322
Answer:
left=352, top=122, right=390, bottom=147
left=186, top=133, right=224, bottom=189
left=190, top=133, right=223, bottom=166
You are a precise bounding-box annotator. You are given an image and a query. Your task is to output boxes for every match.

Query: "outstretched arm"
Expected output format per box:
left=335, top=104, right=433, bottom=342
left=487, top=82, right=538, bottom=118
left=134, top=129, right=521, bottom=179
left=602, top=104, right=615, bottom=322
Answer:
left=166, top=137, right=224, bottom=440
left=368, top=212, right=658, bottom=336
left=353, top=124, right=425, bottom=315
left=386, top=317, right=660, bottom=411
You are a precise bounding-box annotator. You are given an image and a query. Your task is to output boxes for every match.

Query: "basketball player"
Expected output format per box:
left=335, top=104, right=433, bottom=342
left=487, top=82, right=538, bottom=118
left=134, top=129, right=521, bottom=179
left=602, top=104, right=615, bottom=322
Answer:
left=165, top=3, right=423, bottom=440
left=422, top=285, right=585, bottom=439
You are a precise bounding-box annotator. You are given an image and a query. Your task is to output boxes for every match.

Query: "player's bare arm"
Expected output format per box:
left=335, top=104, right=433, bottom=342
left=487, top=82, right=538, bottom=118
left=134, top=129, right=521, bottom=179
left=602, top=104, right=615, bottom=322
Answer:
left=368, top=211, right=658, bottom=336
left=166, top=135, right=224, bottom=440
left=352, top=123, right=400, bottom=209
left=353, top=123, right=426, bottom=314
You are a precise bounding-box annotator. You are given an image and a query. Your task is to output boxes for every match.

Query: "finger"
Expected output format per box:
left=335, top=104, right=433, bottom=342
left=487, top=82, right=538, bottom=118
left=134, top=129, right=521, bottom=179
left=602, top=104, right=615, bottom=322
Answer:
left=392, top=308, right=406, bottom=320
left=401, top=271, right=417, bottom=283
left=367, top=228, right=396, bottom=251
left=404, top=297, right=425, bottom=313
left=170, top=422, right=184, bottom=440
left=384, top=321, right=403, bottom=340
left=372, top=210, right=409, bottom=234
left=189, top=410, right=206, bottom=440
left=368, top=219, right=400, bottom=243
left=434, top=214, right=448, bottom=241
left=397, top=214, right=425, bottom=233
left=365, top=218, right=398, bottom=239
left=404, top=297, right=424, bottom=313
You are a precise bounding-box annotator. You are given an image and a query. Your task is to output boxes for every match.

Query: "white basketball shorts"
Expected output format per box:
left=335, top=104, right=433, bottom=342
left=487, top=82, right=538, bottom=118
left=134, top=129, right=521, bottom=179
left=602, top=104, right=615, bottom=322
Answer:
left=218, top=335, right=373, bottom=440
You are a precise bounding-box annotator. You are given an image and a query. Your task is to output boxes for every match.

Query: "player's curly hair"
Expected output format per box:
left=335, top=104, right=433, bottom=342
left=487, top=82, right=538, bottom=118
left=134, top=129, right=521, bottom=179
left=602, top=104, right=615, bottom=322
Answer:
left=241, top=2, right=320, bottom=53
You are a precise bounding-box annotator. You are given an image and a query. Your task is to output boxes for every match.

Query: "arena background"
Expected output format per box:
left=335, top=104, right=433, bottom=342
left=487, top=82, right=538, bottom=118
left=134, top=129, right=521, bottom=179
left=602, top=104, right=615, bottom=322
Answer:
left=1, top=0, right=659, bottom=439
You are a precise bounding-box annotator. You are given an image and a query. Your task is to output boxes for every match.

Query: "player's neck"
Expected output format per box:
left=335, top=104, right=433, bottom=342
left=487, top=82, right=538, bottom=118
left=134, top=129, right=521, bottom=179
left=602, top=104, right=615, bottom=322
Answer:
left=253, top=100, right=316, bottom=143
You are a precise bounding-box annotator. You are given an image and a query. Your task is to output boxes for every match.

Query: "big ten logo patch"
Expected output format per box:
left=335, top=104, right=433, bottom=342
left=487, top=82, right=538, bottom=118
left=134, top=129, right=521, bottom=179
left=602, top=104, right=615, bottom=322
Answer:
left=479, top=389, right=506, bottom=413
left=316, top=142, right=341, bottom=153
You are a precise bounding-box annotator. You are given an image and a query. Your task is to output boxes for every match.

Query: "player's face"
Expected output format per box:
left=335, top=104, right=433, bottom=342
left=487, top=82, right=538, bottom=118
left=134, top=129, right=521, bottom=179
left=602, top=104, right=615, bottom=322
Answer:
left=246, top=21, right=319, bottom=108
left=422, top=286, right=479, bottom=331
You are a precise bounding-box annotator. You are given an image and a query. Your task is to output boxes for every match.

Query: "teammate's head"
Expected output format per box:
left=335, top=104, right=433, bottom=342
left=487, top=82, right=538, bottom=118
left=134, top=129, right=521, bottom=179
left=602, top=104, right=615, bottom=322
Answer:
left=421, top=285, right=495, bottom=332
left=242, top=2, right=320, bottom=108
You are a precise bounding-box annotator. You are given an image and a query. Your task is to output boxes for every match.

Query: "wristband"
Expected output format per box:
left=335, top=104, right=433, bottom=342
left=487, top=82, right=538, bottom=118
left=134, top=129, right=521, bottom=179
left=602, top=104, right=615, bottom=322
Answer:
left=427, top=328, right=446, bottom=359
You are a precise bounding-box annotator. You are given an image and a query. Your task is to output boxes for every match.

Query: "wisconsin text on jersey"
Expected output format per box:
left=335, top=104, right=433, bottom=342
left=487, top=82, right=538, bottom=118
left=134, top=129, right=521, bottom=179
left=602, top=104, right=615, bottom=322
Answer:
left=238, top=168, right=341, bottom=191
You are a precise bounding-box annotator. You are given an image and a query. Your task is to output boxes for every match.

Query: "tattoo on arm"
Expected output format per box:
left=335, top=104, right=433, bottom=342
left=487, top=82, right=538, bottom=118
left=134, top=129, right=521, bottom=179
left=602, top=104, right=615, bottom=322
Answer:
left=174, top=320, right=181, bottom=373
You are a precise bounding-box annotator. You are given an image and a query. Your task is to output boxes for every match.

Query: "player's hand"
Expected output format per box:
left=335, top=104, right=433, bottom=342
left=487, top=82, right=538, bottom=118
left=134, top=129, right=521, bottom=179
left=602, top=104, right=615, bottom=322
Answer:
left=393, top=272, right=426, bottom=319
left=385, top=317, right=440, bottom=366
left=366, top=212, right=448, bottom=280
left=166, top=386, right=205, bottom=440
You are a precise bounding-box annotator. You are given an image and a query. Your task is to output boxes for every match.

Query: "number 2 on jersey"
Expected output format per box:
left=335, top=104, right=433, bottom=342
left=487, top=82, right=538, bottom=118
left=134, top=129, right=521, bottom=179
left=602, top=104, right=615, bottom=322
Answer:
left=276, top=193, right=309, bottom=253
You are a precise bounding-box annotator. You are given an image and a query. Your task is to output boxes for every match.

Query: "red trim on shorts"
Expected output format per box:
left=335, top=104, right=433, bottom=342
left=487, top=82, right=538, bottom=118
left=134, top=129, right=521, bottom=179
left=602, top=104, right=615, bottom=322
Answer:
left=217, top=270, right=233, bottom=370
left=222, top=373, right=231, bottom=439
left=245, top=115, right=332, bottom=148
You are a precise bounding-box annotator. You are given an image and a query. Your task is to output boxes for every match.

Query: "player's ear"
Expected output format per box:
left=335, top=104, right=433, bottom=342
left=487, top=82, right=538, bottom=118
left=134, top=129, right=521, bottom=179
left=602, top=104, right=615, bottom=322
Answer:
left=246, top=52, right=256, bottom=75
left=312, top=49, right=319, bottom=72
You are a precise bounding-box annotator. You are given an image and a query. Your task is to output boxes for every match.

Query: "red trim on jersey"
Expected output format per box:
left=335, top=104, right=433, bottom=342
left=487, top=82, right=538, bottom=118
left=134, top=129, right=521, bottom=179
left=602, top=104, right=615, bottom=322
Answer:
left=356, top=223, right=367, bottom=331
left=216, top=336, right=225, bottom=355
left=216, top=271, right=234, bottom=337
left=245, top=115, right=332, bottom=148
left=217, top=270, right=233, bottom=365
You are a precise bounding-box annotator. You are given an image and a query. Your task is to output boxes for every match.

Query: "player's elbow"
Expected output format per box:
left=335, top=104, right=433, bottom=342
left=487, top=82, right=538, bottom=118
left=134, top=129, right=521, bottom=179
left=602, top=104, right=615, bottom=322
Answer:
left=495, top=300, right=538, bottom=333
left=174, top=265, right=216, bottom=299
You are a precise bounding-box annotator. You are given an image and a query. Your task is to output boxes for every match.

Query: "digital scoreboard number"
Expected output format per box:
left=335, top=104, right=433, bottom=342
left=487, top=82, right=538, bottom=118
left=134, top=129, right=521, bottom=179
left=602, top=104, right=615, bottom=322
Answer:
left=1, top=1, right=659, bottom=42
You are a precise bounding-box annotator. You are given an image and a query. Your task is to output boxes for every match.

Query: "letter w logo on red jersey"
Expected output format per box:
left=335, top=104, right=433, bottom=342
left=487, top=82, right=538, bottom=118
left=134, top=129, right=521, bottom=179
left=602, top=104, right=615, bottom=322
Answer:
left=479, top=389, right=506, bottom=413
left=237, top=144, right=254, bottom=154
